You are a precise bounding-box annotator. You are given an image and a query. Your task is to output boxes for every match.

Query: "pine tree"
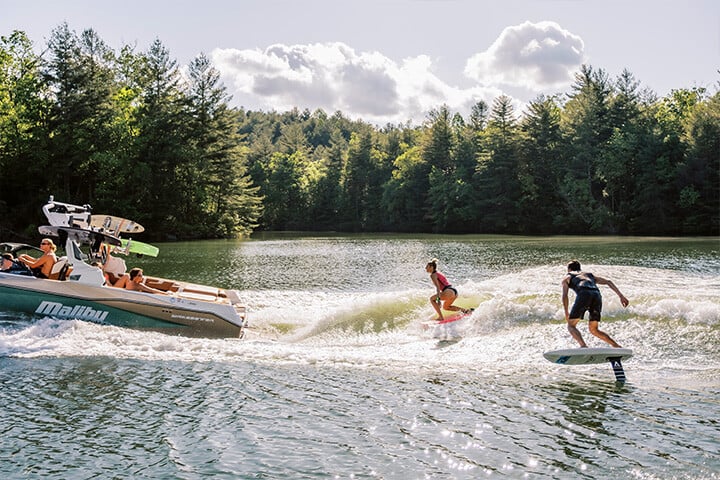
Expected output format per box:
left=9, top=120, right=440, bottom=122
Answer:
left=132, top=38, right=187, bottom=233
left=44, top=23, right=118, bottom=201
left=560, top=65, right=613, bottom=232
left=185, top=53, right=262, bottom=237
left=518, top=95, right=563, bottom=233
left=474, top=95, right=521, bottom=232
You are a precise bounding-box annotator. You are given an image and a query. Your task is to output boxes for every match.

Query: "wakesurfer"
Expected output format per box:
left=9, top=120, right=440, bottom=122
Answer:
left=426, top=258, right=471, bottom=321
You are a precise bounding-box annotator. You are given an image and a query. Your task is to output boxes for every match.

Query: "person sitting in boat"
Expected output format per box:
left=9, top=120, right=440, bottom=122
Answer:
left=113, top=267, right=168, bottom=294
left=1, top=253, right=33, bottom=275
left=17, top=238, right=58, bottom=278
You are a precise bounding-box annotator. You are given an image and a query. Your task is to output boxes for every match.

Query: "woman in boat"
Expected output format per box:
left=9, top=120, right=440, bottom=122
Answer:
left=113, top=267, right=167, bottom=294
left=18, top=238, right=58, bottom=278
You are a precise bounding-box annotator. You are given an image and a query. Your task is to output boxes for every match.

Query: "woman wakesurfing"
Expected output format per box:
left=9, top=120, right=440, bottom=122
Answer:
left=426, top=258, right=472, bottom=321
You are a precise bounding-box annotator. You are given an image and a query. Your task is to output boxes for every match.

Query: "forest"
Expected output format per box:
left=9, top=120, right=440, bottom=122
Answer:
left=1, top=25, right=718, bottom=241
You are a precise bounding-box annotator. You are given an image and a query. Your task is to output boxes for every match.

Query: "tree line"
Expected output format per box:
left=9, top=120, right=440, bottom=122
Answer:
left=1, top=25, right=718, bottom=241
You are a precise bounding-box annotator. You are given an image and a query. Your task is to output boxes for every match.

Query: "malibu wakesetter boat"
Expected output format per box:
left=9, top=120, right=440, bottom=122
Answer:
left=0, top=197, right=248, bottom=338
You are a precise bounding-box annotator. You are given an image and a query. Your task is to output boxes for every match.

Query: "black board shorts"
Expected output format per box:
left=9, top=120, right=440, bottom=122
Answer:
left=442, top=285, right=458, bottom=295
left=570, top=289, right=602, bottom=321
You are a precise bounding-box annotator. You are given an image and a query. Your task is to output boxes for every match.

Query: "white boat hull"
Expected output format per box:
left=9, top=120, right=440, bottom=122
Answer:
left=0, top=272, right=247, bottom=338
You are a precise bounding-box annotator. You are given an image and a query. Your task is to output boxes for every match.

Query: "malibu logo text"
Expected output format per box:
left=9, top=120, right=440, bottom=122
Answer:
left=35, top=301, right=109, bottom=322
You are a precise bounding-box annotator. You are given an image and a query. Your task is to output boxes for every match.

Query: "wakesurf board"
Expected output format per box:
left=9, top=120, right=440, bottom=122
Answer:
left=90, top=215, right=145, bottom=234
left=118, top=238, right=159, bottom=257
left=421, top=309, right=474, bottom=329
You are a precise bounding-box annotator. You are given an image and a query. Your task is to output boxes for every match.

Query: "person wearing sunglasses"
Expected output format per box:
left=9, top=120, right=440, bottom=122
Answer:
left=113, top=267, right=167, bottom=294
left=17, top=238, right=58, bottom=279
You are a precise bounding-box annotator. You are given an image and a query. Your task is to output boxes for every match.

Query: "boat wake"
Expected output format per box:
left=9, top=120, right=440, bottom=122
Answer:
left=1, top=265, right=718, bottom=384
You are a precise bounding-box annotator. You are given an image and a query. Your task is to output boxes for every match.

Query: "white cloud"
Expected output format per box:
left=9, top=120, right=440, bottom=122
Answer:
left=464, top=21, right=585, bottom=91
left=211, top=21, right=582, bottom=125
left=212, top=42, right=500, bottom=125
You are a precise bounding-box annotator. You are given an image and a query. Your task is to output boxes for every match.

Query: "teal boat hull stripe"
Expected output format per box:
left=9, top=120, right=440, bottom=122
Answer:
left=0, top=285, right=184, bottom=330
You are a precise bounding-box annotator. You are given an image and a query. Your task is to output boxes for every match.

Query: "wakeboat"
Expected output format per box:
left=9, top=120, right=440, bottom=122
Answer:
left=0, top=197, right=248, bottom=338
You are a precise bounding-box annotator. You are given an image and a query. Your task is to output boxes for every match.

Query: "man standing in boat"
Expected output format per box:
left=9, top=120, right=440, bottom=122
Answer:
left=562, top=260, right=629, bottom=348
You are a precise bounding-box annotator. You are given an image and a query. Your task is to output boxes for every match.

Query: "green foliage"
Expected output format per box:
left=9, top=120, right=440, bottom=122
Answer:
left=1, top=27, right=718, bottom=239
left=382, top=145, right=428, bottom=231
left=0, top=27, right=265, bottom=240
left=474, top=96, right=523, bottom=232
left=0, top=30, right=52, bottom=230
left=517, top=95, right=563, bottom=233
left=184, top=53, right=262, bottom=237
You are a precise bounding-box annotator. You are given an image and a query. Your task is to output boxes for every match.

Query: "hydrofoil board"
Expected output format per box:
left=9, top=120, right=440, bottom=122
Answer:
left=544, top=347, right=633, bottom=383
left=543, top=347, right=633, bottom=365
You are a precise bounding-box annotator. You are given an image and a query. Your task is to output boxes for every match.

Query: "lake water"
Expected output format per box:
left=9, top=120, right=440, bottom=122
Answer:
left=1, top=234, right=719, bottom=479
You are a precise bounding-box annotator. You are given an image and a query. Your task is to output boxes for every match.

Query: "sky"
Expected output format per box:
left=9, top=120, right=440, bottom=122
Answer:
left=3, top=0, right=719, bottom=125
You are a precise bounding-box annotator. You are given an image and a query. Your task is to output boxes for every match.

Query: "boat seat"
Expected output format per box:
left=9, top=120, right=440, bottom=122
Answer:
left=176, top=284, right=221, bottom=302
left=184, top=285, right=220, bottom=296
left=177, top=291, right=220, bottom=302
left=104, top=254, right=126, bottom=277
left=48, top=256, right=70, bottom=281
